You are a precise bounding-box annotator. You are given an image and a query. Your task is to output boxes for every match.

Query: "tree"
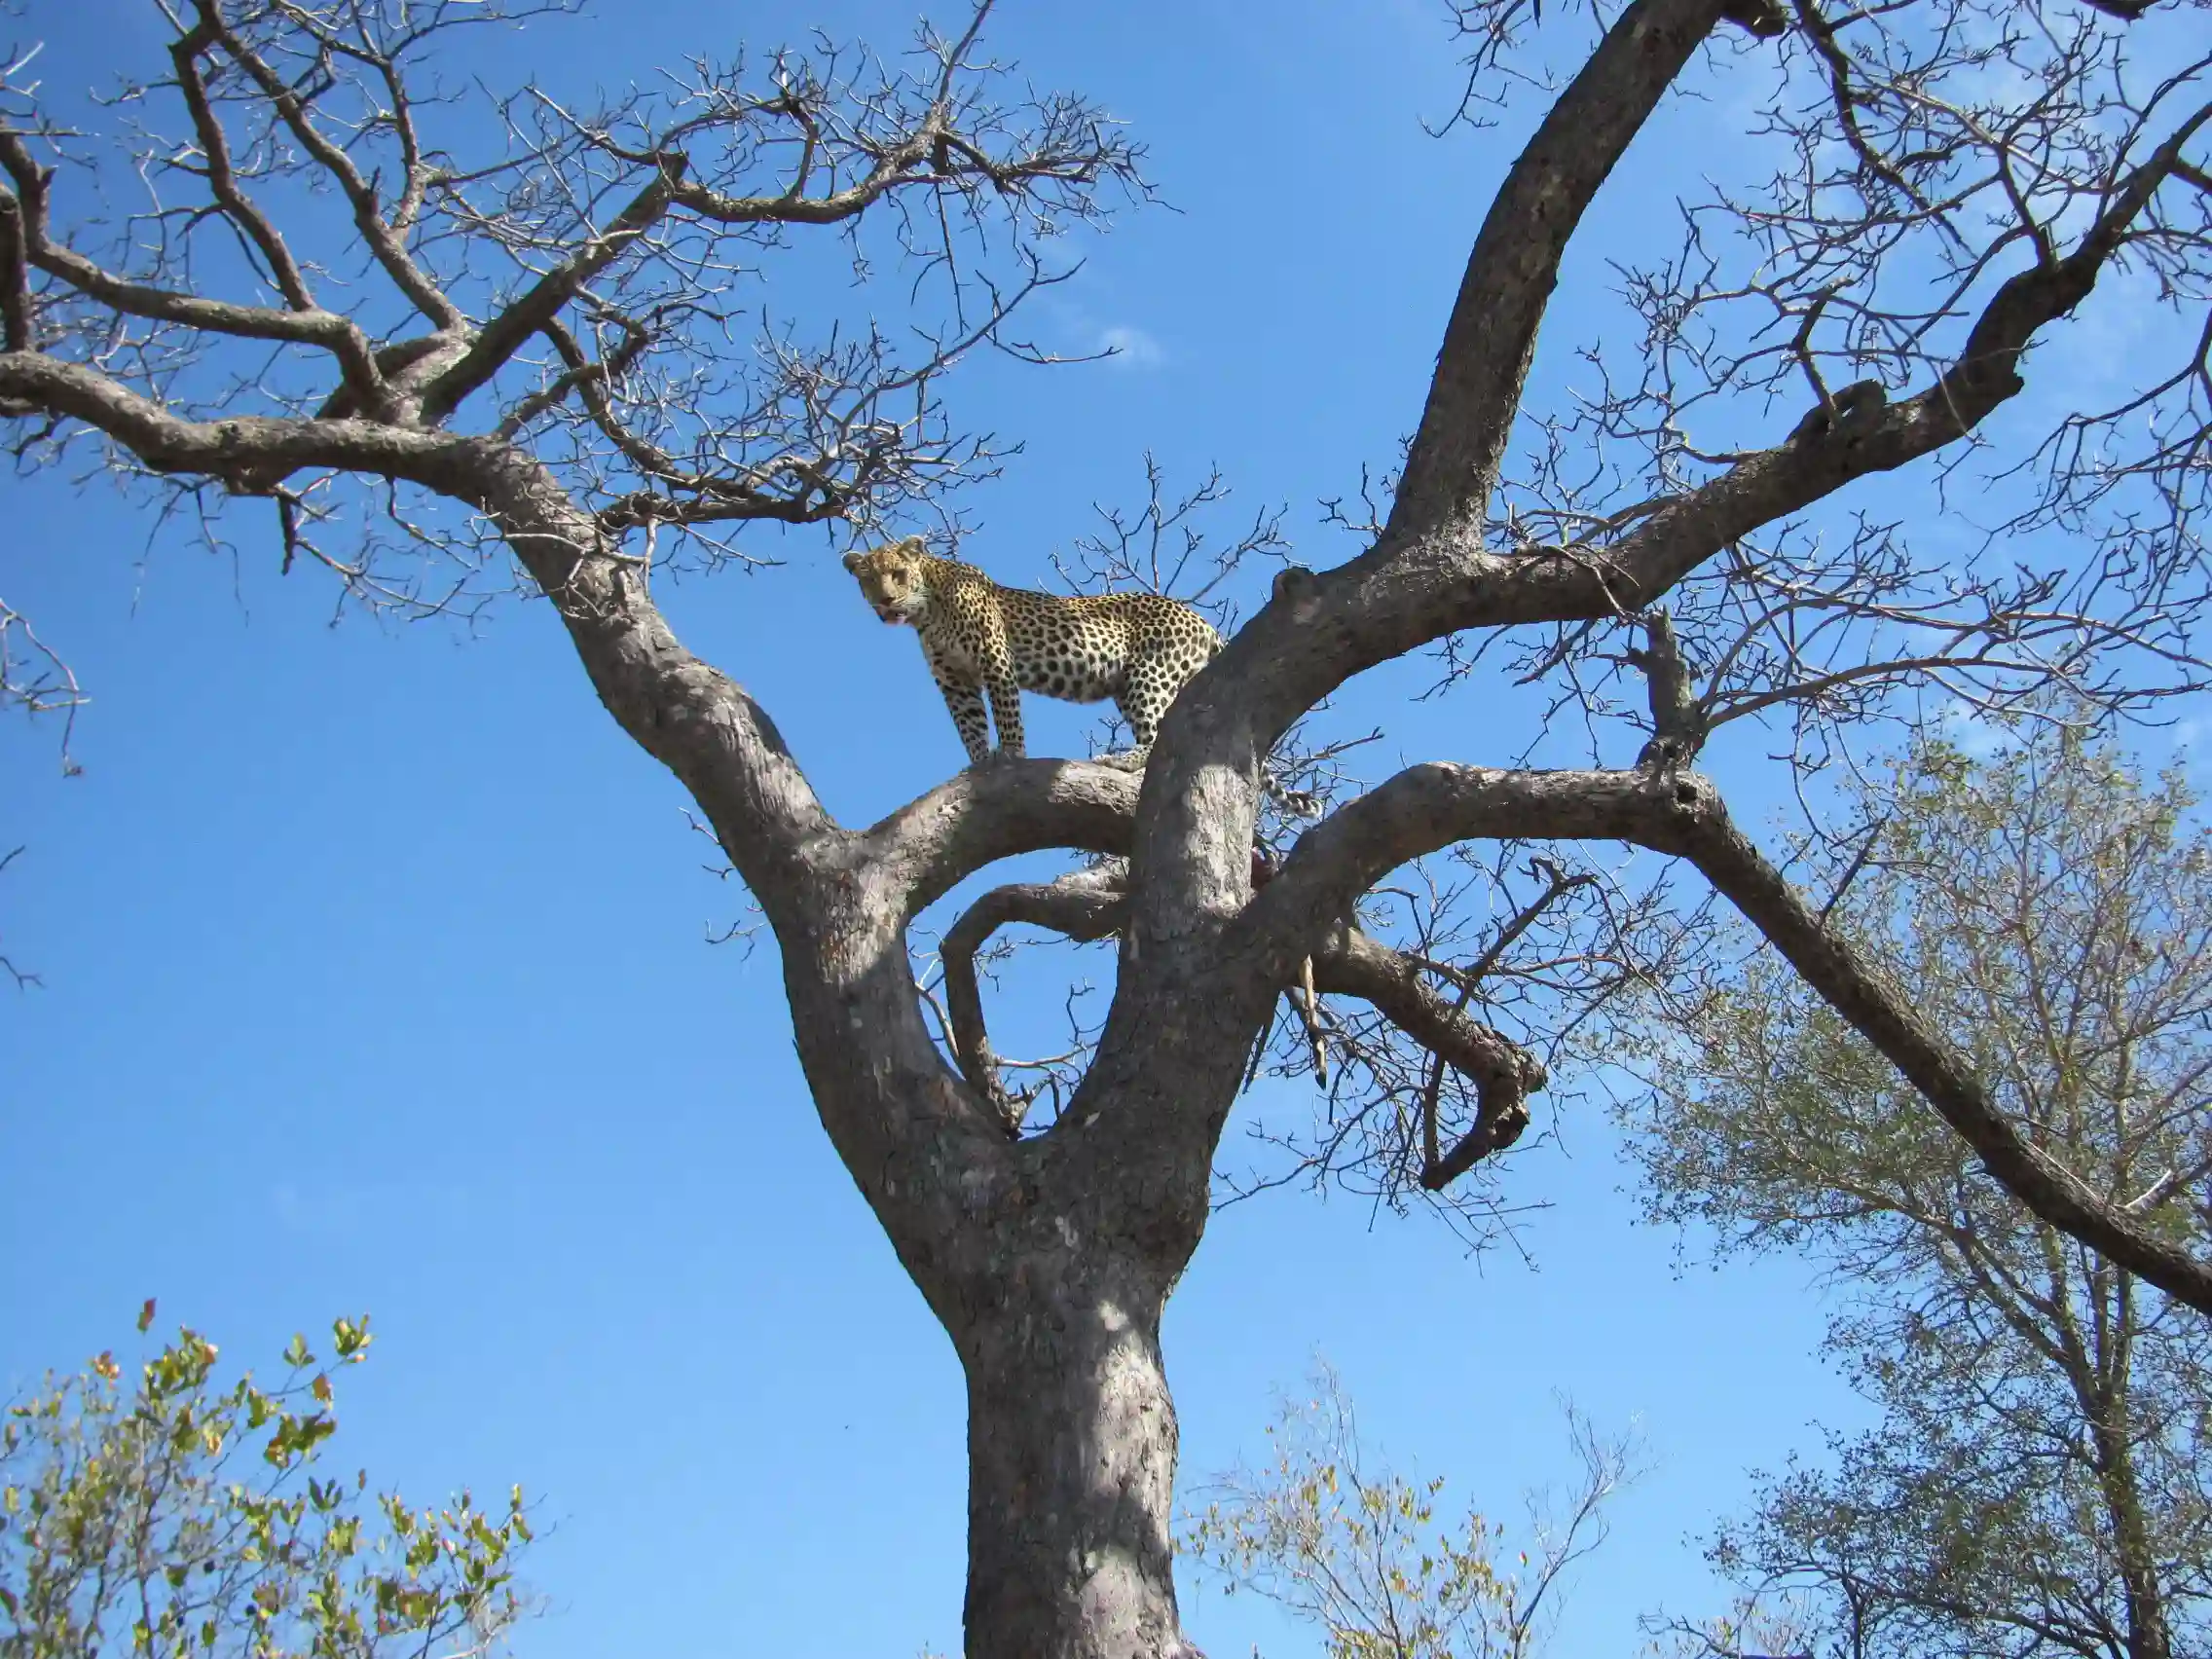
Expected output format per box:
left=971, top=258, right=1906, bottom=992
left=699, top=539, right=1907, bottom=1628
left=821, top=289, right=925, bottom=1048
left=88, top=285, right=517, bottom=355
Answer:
left=0, top=1306, right=533, bottom=1659
left=4, top=0, right=2212, bottom=1651
left=1179, top=1365, right=1638, bottom=1659
left=1627, top=722, right=2212, bottom=1659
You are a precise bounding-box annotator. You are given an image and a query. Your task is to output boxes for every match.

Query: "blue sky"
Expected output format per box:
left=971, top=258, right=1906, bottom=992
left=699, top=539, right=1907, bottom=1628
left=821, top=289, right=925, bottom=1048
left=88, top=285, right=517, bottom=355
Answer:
left=0, top=0, right=2082, bottom=1652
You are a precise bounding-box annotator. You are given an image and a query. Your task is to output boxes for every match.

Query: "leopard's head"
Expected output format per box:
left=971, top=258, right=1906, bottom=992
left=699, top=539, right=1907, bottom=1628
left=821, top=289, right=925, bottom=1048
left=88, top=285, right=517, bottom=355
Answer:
left=842, top=537, right=932, bottom=626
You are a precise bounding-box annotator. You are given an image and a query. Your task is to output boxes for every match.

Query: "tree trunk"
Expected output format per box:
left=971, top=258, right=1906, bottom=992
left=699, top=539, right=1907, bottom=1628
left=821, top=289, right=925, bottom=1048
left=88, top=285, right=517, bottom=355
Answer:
left=2090, top=1395, right=2171, bottom=1659
left=769, top=872, right=1222, bottom=1657
left=958, top=1255, right=1198, bottom=1659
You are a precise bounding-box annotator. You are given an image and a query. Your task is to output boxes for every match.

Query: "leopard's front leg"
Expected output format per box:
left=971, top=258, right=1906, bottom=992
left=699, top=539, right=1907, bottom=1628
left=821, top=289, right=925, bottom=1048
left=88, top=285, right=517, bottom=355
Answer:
left=976, top=622, right=1025, bottom=760
left=926, top=645, right=995, bottom=766
left=985, top=674, right=1025, bottom=760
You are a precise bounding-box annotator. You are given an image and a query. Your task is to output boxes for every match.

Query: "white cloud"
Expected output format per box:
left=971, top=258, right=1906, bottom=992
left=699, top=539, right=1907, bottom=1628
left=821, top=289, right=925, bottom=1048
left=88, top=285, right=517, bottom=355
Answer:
left=1096, top=324, right=1165, bottom=370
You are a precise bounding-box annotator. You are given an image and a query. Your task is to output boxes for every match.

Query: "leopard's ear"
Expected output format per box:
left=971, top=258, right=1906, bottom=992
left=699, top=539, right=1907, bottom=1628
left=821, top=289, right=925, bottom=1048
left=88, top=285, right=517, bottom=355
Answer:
left=841, top=551, right=864, bottom=572
left=897, top=535, right=930, bottom=557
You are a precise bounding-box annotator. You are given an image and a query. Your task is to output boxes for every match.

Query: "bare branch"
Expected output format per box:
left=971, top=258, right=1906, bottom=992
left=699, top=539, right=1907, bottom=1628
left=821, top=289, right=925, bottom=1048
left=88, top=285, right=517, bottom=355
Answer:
left=1251, top=758, right=2212, bottom=1313
left=1, top=593, right=83, bottom=763
left=940, top=866, right=1125, bottom=1125
left=417, top=165, right=687, bottom=428
left=185, top=0, right=466, bottom=332
left=0, top=844, right=37, bottom=989
left=940, top=852, right=1561, bottom=1187
left=0, top=127, right=376, bottom=361
left=1388, top=0, right=1744, bottom=541
left=1309, top=924, right=1547, bottom=1190
left=862, top=758, right=1140, bottom=920
left=1409, top=860, right=1597, bottom=1186
left=0, top=0, right=1143, bottom=614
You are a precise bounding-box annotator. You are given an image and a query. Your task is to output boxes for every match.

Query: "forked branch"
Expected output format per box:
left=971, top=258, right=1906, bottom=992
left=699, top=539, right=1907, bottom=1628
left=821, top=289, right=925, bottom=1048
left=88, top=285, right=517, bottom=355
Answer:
left=1250, top=760, right=2212, bottom=1312
left=1309, top=925, right=1549, bottom=1189
left=941, top=858, right=1552, bottom=1184
left=940, top=866, right=1125, bottom=1127
left=1404, top=861, right=1597, bottom=1189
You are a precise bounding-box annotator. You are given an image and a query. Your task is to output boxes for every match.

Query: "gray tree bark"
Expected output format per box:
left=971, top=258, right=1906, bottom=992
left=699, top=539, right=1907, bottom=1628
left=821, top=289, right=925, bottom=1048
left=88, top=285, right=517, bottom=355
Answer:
left=11, top=0, right=2212, bottom=1649
left=960, top=1266, right=1187, bottom=1657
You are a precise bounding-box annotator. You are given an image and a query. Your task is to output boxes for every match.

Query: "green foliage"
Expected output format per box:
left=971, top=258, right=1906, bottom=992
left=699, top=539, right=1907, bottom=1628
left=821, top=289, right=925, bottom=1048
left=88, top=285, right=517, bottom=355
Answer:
left=1628, top=722, right=2212, bottom=1269
left=1623, top=717, right=2212, bottom=1659
left=0, top=1307, right=533, bottom=1659
left=1179, top=1364, right=1636, bottom=1659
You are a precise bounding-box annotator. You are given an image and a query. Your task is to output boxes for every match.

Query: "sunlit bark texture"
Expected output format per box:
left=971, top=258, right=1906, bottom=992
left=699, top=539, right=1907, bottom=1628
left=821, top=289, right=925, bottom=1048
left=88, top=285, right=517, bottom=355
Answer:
left=7, top=0, right=2212, bottom=1651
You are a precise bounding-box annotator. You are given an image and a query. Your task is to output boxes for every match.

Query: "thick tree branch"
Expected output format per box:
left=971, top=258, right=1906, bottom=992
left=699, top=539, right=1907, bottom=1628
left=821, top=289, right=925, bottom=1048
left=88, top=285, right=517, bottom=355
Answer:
left=863, top=759, right=1141, bottom=920
left=1559, top=99, right=2212, bottom=616
left=1386, top=0, right=1739, bottom=541
left=0, top=194, right=31, bottom=354
left=1626, top=608, right=1707, bottom=764
left=0, top=350, right=840, bottom=892
left=0, top=350, right=462, bottom=481
left=1659, top=781, right=2212, bottom=1317
left=941, top=858, right=1551, bottom=1182
left=1109, top=117, right=2205, bottom=1017
left=1121, top=0, right=2016, bottom=977
left=941, top=866, right=1126, bottom=1123
left=1141, top=87, right=2212, bottom=843
left=0, top=360, right=977, bottom=1271
left=1249, top=767, right=1666, bottom=961
left=1309, top=924, right=1546, bottom=1188
left=0, top=349, right=1141, bottom=1172
left=1251, top=760, right=2212, bottom=1313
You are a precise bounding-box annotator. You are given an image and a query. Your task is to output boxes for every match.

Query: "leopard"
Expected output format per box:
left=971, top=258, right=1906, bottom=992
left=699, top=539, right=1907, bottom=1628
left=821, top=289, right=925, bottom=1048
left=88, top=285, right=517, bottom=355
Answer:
left=841, top=537, right=1223, bottom=766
